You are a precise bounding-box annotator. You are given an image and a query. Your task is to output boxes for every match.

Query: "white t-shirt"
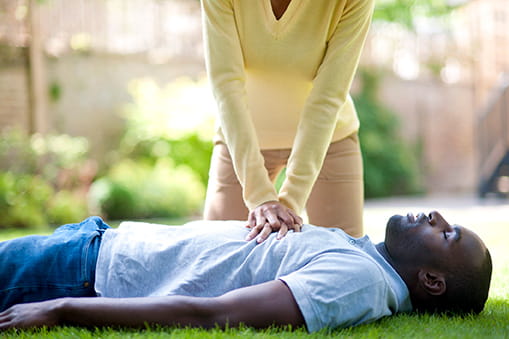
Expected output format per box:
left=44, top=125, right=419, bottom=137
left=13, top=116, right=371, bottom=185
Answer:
left=94, top=220, right=412, bottom=332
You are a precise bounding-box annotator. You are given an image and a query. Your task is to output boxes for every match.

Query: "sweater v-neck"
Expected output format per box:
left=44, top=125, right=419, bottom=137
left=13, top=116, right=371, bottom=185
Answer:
left=263, top=0, right=300, bottom=37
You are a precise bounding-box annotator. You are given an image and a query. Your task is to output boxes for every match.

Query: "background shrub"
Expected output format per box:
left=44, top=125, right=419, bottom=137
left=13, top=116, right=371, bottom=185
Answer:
left=0, top=172, right=52, bottom=228
left=117, top=134, right=212, bottom=187
left=354, top=69, right=423, bottom=198
left=47, top=190, right=89, bottom=225
left=0, top=129, right=91, bottom=228
left=89, top=159, right=204, bottom=220
left=88, top=77, right=213, bottom=220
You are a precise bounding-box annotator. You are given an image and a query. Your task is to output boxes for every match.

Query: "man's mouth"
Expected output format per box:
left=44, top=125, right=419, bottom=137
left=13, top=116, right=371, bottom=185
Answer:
left=407, top=212, right=427, bottom=224
left=406, top=213, right=416, bottom=223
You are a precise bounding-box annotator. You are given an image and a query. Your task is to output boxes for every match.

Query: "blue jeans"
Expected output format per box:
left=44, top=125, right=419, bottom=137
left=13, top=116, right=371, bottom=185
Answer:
left=0, top=216, right=110, bottom=312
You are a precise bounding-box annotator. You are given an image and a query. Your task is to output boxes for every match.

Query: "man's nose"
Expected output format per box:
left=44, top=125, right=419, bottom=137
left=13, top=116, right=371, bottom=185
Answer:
left=429, top=211, right=448, bottom=227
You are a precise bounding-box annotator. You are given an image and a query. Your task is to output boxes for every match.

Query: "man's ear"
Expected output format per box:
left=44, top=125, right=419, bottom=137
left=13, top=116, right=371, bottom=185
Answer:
left=417, top=270, right=446, bottom=296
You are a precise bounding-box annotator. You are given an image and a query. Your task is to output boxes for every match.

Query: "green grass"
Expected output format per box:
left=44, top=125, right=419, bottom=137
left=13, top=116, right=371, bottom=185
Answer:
left=1, top=208, right=508, bottom=338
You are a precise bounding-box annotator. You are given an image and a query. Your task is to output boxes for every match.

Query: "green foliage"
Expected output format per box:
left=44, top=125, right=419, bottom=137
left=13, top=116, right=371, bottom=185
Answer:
left=118, top=134, right=212, bottom=186
left=117, top=77, right=215, bottom=186
left=89, top=77, right=214, bottom=220
left=89, top=159, right=204, bottom=220
left=0, top=129, right=89, bottom=180
left=49, top=81, right=62, bottom=102
left=48, top=190, right=89, bottom=225
left=354, top=69, right=423, bottom=198
left=0, top=129, right=90, bottom=228
left=0, top=129, right=38, bottom=174
left=0, top=172, right=52, bottom=228
left=374, top=0, right=459, bottom=30
left=0, top=171, right=88, bottom=229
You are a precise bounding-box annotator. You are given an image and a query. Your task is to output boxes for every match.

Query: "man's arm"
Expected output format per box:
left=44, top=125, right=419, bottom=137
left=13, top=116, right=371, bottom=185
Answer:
left=0, top=280, right=305, bottom=330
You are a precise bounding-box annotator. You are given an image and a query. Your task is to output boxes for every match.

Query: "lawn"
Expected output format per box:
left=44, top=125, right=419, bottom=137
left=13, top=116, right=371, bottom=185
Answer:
left=1, top=198, right=508, bottom=338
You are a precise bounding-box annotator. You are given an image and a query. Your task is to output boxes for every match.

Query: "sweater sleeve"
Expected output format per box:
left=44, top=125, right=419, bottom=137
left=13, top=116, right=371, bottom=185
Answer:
left=278, top=0, right=375, bottom=213
left=201, top=0, right=278, bottom=210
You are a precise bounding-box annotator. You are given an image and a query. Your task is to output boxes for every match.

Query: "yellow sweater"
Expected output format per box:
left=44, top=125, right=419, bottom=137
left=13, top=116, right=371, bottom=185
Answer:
left=202, top=0, right=374, bottom=213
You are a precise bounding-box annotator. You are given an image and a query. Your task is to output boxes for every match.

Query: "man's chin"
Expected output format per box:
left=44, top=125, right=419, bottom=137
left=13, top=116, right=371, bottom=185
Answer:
left=385, top=214, right=406, bottom=240
left=386, top=214, right=404, bottom=229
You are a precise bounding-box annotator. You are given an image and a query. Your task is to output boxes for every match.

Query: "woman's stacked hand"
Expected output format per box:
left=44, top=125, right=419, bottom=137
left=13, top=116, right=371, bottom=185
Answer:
left=245, top=201, right=303, bottom=243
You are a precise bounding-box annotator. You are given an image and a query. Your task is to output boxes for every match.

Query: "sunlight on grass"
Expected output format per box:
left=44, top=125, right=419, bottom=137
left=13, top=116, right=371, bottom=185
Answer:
left=124, top=77, right=216, bottom=141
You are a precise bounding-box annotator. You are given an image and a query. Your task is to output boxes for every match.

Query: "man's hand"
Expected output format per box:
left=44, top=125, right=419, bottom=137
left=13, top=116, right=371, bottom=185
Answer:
left=246, top=201, right=303, bottom=243
left=0, top=300, right=61, bottom=330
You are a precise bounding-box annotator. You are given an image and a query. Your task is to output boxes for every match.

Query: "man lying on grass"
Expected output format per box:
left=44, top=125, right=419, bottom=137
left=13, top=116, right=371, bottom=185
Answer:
left=0, top=211, right=492, bottom=332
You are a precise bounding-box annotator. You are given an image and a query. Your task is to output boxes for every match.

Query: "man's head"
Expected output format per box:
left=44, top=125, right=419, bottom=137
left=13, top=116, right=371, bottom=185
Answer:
left=383, top=211, right=492, bottom=315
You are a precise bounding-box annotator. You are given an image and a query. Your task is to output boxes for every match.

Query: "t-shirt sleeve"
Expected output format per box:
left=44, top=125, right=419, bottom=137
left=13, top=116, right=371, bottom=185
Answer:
left=201, top=0, right=278, bottom=210
left=279, top=252, right=392, bottom=332
left=278, top=0, right=375, bottom=213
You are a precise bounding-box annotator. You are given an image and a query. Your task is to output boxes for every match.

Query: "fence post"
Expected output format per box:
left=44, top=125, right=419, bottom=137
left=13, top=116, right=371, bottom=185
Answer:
left=27, top=0, right=49, bottom=134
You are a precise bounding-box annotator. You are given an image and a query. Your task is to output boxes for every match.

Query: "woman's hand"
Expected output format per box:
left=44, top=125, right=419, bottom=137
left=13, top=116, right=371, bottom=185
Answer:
left=245, top=201, right=303, bottom=243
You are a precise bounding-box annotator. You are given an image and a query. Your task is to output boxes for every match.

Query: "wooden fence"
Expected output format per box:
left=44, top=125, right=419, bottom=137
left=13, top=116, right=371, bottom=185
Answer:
left=1, top=0, right=202, bottom=59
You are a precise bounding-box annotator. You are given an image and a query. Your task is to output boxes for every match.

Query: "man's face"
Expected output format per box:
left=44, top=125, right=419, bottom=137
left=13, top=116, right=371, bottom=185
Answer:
left=384, top=211, right=487, bottom=270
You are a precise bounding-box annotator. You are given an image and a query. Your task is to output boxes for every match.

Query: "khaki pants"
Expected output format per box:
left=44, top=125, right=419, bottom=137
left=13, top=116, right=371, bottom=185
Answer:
left=203, top=134, right=364, bottom=237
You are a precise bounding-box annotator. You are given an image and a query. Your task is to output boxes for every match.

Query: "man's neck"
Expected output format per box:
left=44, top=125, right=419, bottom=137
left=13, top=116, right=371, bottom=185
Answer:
left=376, top=243, right=412, bottom=291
